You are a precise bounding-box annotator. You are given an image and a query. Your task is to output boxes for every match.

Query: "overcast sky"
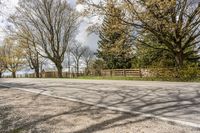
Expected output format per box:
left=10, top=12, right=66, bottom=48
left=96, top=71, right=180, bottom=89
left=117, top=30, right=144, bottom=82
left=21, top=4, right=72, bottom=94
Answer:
left=0, top=0, right=99, bottom=51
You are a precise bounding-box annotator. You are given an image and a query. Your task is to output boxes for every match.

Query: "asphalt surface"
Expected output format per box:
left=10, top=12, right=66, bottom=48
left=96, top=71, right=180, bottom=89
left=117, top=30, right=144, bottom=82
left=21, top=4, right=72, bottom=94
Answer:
left=1, top=78, right=200, bottom=128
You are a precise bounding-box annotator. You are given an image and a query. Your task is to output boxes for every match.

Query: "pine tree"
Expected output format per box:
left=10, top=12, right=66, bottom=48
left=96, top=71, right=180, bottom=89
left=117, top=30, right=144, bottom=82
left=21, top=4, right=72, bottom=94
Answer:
left=97, top=0, right=133, bottom=69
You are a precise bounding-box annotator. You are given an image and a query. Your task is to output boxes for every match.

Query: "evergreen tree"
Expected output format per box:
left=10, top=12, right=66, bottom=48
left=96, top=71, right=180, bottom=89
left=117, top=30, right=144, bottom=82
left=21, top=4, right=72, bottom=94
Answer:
left=97, top=0, right=133, bottom=69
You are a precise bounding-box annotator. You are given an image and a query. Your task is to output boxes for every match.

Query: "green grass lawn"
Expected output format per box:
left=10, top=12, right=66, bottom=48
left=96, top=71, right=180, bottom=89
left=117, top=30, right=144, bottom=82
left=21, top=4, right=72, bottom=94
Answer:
left=73, top=76, right=200, bottom=82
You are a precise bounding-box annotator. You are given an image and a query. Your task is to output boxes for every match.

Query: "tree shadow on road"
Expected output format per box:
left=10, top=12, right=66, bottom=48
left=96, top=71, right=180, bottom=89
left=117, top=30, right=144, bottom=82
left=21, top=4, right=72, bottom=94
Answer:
left=0, top=82, right=200, bottom=132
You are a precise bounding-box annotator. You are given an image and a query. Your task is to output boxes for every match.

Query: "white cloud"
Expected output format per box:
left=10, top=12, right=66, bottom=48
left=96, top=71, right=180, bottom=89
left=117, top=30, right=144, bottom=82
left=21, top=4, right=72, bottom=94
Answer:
left=75, top=15, right=102, bottom=51
left=0, top=0, right=18, bottom=44
left=75, top=21, right=99, bottom=51
left=75, top=0, right=104, bottom=51
left=76, top=4, right=85, bottom=12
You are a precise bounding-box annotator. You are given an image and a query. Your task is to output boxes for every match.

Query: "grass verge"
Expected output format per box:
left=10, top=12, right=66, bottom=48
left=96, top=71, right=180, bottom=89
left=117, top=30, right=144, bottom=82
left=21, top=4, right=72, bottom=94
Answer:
left=72, top=76, right=200, bottom=82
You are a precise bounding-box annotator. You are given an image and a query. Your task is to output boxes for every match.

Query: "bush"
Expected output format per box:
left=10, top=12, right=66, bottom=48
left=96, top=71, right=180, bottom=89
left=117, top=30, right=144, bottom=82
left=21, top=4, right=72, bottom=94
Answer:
left=149, top=66, right=199, bottom=81
left=176, top=66, right=199, bottom=81
left=149, top=68, right=175, bottom=81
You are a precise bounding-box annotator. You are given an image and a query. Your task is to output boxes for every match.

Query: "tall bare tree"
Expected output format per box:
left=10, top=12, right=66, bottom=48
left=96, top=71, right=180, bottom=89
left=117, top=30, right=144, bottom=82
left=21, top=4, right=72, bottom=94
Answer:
left=6, top=21, right=41, bottom=78
left=20, top=38, right=41, bottom=78
left=70, top=42, right=87, bottom=76
left=12, top=0, right=79, bottom=78
left=82, top=46, right=94, bottom=75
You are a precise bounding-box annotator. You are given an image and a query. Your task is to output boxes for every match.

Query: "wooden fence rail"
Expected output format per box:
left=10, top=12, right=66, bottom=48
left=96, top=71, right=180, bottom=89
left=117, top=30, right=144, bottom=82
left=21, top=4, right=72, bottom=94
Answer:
left=100, top=69, right=142, bottom=77
left=3, top=68, right=200, bottom=78
left=3, top=69, right=142, bottom=78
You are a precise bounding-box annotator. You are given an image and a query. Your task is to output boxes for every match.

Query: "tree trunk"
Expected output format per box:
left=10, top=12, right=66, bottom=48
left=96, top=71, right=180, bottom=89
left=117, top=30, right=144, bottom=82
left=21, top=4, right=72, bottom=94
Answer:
left=86, top=62, right=90, bottom=76
left=56, top=63, right=63, bottom=78
left=35, top=67, right=40, bottom=78
left=40, top=63, right=43, bottom=78
left=12, top=71, right=16, bottom=78
left=68, top=52, right=71, bottom=78
left=175, top=52, right=184, bottom=68
left=85, top=68, right=89, bottom=76
left=0, top=72, right=2, bottom=78
left=76, top=63, right=79, bottom=77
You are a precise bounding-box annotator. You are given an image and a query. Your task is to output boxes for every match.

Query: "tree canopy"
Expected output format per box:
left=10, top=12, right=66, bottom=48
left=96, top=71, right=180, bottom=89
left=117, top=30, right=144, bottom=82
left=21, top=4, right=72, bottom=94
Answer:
left=97, top=0, right=134, bottom=69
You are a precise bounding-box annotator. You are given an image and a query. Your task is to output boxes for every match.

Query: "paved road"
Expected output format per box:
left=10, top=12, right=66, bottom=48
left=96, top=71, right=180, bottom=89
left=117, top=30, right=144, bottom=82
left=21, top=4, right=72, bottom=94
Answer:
left=1, top=78, right=200, bottom=127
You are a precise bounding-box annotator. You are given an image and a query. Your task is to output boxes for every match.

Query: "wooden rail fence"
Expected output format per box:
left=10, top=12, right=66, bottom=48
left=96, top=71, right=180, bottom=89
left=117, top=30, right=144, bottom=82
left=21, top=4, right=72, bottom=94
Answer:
left=100, top=69, right=142, bottom=77
left=3, top=68, right=200, bottom=78
left=3, top=69, right=142, bottom=78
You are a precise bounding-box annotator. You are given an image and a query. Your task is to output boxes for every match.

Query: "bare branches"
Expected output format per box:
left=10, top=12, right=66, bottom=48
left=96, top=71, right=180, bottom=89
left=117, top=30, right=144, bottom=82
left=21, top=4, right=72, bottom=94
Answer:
left=70, top=42, right=87, bottom=75
left=10, top=0, right=80, bottom=78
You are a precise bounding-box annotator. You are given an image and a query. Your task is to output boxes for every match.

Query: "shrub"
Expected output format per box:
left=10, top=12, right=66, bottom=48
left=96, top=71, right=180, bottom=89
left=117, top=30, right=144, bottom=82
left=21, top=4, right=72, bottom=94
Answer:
left=176, top=66, right=199, bottom=81
left=148, top=66, right=199, bottom=81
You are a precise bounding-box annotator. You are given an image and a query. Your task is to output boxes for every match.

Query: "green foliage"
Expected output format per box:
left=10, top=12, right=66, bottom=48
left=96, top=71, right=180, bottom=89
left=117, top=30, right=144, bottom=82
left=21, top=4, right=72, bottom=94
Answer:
left=176, top=65, right=199, bottom=81
left=132, top=32, right=199, bottom=71
left=74, top=75, right=200, bottom=82
left=97, top=1, right=133, bottom=69
left=132, top=36, right=176, bottom=68
left=148, top=65, right=199, bottom=81
left=92, top=59, right=107, bottom=76
left=133, top=48, right=174, bottom=68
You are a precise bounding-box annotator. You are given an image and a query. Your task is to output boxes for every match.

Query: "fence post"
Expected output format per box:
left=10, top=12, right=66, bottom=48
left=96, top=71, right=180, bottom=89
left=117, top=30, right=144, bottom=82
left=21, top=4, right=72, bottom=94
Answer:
left=110, top=69, right=113, bottom=77
left=124, top=69, right=126, bottom=77
left=139, top=68, right=142, bottom=78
